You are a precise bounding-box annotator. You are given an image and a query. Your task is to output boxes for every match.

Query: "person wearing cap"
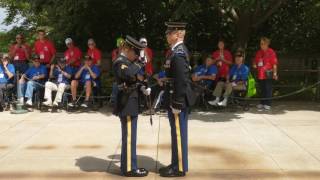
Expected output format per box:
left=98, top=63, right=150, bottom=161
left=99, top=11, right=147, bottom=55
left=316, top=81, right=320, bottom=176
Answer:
left=111, top=37, right=125, bottom=61
left=0, top=54, right=15, bottom=112
left=33, top=29, right=56, bottom=67
left=87, top=38, right=102, bottom=66
left=18, top=54, right=47, bottom=106
left=192, top=55, right=218, bottom=89
left=209, top=50, right=249, bottom=107
left=253, top=37, right=278, bottom=111
left=42, top=58, right=73, bottom=107
left=139, top=37, right=154, bottom=76
left=113, top=35, right=150, bottom=177
left=9, top=33, right=31, bottom=74
left=68, top=55, right=101, bottom=108
left=160, top=22, right=195, bottom=177
left=64, top=38, right=82, bottom=73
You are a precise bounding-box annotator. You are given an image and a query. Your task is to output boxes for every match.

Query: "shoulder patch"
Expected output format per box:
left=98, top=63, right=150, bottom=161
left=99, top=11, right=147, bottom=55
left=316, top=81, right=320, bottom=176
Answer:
left=174, top=47, right=187, bottom=57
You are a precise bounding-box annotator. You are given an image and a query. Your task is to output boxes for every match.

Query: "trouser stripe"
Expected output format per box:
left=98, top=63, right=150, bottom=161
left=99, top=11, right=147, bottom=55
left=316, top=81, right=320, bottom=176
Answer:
left=174, top=113, right=183, bottom=172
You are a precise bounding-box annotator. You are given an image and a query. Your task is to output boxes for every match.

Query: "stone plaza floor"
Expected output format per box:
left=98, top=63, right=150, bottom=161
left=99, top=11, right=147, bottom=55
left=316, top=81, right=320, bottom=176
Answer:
left=0, top=101, right=320, bottom=179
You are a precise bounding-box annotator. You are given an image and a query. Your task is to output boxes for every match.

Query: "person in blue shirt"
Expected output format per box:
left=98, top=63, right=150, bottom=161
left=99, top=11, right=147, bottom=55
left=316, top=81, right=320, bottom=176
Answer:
left=18, top=54, right=47, bottom=106
left=0, top=54, right=15, bottom=112
left=42, top=58, right=73, bottom=107
left=68, top=55, right=101, bottom=108
left=192, top=56, right=218, bottom=89
left=210, top=50, right=249, bottom=107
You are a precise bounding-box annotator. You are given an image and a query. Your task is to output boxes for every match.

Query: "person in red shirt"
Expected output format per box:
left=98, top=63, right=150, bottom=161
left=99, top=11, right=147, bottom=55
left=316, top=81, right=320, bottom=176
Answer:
left=208, top=39, right=233, bottom=105
left=139, top=38, right=154, bottom=76
left=87, top=38, right=102, bottom=66
left=9, top=34, right=31, bottom=73
left=253, top=37, right=278, bottom=111
left=64, top=38, right=82, bottom=71
left=33, top=29, right=56, bottom=67
left=111, top=37, right=125, bottom=62
left=212, top=39, right=233, bottom=65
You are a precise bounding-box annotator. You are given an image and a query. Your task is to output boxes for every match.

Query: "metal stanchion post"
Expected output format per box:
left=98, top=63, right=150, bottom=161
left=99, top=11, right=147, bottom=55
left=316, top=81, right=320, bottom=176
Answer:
left=11, top=71, right=28, bottom=114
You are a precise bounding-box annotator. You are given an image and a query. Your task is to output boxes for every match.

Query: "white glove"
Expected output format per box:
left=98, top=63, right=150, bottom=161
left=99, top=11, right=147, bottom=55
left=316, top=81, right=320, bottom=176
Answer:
left=140, top=86, right=151, bottom=96
left=171, top=106, right=181, bottom=114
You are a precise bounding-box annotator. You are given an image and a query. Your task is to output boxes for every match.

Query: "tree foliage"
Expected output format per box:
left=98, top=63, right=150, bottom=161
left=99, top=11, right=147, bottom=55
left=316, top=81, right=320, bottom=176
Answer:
left=0, top=0, right=319, bottom=54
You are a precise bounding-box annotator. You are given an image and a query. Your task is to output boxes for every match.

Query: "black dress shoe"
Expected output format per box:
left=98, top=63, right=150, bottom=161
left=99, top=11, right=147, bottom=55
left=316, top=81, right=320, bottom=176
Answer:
left=123, top=168, right=149, bottom=177
left=160, top=167, right=185, bottom=177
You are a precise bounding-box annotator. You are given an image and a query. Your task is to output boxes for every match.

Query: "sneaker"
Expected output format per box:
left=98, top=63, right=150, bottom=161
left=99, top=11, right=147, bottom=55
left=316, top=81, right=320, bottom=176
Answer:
left=217, top=98, right=228, bottom=107
left=208, top=98, right=220, bottom=106
left=26, top=99, right=33, bottom=106
left=263, top=105, right=271, bottom=111
left=42, top=100, right=52, bottom=107
left=68, top=101, right=76, bottom=108
left=257, top=104, right=264, bottom=109
left=80, top=101, right=89, bottom=108
left=52, top=101, right=59, bottom=107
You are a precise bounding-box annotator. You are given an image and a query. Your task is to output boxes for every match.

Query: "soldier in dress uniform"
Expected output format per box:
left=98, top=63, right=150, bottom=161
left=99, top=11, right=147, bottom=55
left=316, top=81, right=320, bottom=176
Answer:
left=159, top=22, right=195, bottom=177
left=113, top=35, right=151, bottom=177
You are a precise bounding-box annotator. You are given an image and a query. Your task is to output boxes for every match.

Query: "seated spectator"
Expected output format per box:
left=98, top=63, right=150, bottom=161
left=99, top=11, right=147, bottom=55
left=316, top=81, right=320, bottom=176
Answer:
left=68, top=55, right=101, bottom=108
left=9, top=33, right=31, bottom=74
left=209, top=51, right=249, bottom=107
left=154, top=70, right=167, bottom=87
left=18, top=55, right=47, bottom=106
left=192, top=56, right=218, bottom=89
left=87, top=39, right=102, bottom=66
left=0, top=54, right=15, bottom=112
left=42, top=58, right=73, bottom=107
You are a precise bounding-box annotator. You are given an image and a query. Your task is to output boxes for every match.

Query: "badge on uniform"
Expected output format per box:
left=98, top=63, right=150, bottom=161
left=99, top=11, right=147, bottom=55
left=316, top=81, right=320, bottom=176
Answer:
left=121, top=64, right=128, bottom=70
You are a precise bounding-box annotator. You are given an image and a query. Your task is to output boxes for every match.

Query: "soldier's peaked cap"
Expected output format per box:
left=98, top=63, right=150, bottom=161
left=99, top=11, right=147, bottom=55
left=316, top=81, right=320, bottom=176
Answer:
left=125, top=35, right=146, bottom=50
left=165, top=22, right=187, bottom=34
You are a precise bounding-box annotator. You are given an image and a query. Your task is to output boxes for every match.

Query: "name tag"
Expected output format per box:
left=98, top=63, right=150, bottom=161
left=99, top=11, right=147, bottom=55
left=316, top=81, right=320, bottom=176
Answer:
left=258, top=61, right=263, bottom=67
left=232, top=75, right=237, bottom=80
left=85, top=73, right=90, bottom=80
left=57, top=74, right=63, bottom=83
left=14, top=55, right=19, bottom=60
left=40, top=53, right=45, bottom=60
left=44, top=46, right=49, bottom=51
left=0, top=73, right=4, bottom=78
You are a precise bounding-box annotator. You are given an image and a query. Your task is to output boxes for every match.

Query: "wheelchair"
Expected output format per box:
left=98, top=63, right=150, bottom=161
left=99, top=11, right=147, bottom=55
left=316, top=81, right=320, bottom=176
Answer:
left=192, top=82, right=214, bottom=110
left=66, top=81, right=103, bottom=112
left=1, top=84, right=15, bottom=111
left=229, top=89, right=250, bottom=111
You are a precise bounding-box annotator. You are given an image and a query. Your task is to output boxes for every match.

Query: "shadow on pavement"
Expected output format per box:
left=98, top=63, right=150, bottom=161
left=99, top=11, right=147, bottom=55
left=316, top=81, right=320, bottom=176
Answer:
left=75, top=154, right=165, bottom=176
